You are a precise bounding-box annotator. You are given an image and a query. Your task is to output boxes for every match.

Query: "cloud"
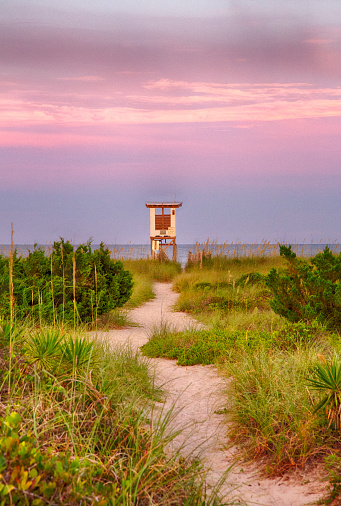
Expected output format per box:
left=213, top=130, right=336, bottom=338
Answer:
left=305, top=39, right=333, bottom=45
left=1, top=8, right=341, bottom=84
left=1, top=81, right=341, bottom=146
left=1, top=6, right=341, bottom=146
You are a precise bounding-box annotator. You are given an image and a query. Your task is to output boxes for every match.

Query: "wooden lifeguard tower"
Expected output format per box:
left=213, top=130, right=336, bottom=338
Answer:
left=146, top=201, right=183, bottom=262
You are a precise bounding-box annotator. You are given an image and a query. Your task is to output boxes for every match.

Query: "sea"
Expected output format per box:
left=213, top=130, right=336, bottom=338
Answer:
left=1, top=242, right=340, bottom=268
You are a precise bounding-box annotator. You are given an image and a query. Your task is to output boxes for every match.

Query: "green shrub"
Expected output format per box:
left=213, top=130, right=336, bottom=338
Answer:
left=235, top=272, right=267, bottom=287
left=0, top=240, right=133, bottom=325
left=142, top=320, right=323, bottom=366
left=267, top=245, right=341, bottom=330
left=0, top=411, right=114, bottom=505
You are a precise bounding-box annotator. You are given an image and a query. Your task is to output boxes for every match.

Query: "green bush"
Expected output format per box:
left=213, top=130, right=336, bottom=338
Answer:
left=142, top=321, right=323, bottom=366
left=0, top=411, right=114, bottom=505
left=0, top=239, right=133, bottom=325
left=235, top=272, right=267, bottom=287
left=267, top=245, right=341, bottom=330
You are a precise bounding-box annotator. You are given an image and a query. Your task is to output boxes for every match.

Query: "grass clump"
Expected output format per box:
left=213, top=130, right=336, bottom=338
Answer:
left=91, top=308, right=134, bottom=329
left=222, top=346, right=331, bottom=475
left=142, top=325, right=228, bottom=366
left=173, top=266, right=271, bottom=322
left=124, top=258, right=181, bottom=283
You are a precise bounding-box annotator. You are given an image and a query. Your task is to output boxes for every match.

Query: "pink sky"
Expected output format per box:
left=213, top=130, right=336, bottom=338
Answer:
left=1, top=0, right=341, bottom=244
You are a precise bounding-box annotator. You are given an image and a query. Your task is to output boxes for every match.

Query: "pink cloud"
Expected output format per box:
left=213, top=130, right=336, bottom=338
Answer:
left=305, top=39, right=333, bottom=45
left=1, top=9, right=341, bottom=149
left=1, top=81, right=341, bottom=147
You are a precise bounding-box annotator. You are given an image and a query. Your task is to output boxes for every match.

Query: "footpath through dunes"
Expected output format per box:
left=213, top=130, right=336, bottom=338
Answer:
left=99, top=282, right=327, bottom=505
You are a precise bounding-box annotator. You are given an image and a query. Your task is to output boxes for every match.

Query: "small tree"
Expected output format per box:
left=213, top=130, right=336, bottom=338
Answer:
left=266, top=245, right=341, bottom=329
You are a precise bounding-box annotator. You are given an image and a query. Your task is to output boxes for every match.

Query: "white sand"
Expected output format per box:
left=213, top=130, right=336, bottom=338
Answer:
left=95, top=282, right=327, bottom=505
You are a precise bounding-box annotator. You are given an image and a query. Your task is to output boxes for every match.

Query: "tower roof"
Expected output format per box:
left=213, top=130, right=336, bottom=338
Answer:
left=145, top=201, right=183, bottom=208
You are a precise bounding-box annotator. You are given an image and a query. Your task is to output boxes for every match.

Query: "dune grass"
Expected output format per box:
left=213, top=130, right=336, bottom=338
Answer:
left=221, top=345, right=337, bottom=475
left=122, top=259, right=182, bottom=309
left=142, top=251, right=341, bottom=487
left=172, top=257, right=275, bottom=330
left=0, top=322, right=224, bottom=505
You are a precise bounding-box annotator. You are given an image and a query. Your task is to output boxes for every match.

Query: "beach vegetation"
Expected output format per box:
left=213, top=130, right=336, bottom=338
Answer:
left=122, top=258, right=181, bottom=308
left=0, top=323, right=219, bottom=505
left=307, top=358, right=341, bottom=431
left=0, top=239, right=133, bottom=326
left=267, top=245, right=341, bottom=330
left=142, top=244, right=341, bottom=489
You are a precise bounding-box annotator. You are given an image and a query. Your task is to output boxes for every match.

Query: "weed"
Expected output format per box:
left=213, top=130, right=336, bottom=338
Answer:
left=91, top=308, right=133, bottom=329
left=324, top=453, right=341, bottom=504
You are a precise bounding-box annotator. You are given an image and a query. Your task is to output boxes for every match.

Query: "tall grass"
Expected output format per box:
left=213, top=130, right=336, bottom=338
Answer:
left=8, top=224, right=14, bottom=325
left=124, top=258, right=181, bottom=282
left=221, top=345, right=336, bottom=475
left=189, top=239, right=336, bottom=264
left=188, top=240, right=281, bottom=267
left=141, top=250, right=341, bottom=481
left=0, top=324, right=223, bottom=504
left=123, top=259, right=182, bottom=309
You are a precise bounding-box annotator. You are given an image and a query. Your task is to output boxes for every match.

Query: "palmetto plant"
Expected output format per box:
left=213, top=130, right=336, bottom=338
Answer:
left=0, top=321, right=23, bottom=345
left=62, top=335, right=95, bottom=375
left=307, top=359, right=341, bottom=430
left=25, top=329, right=63, bottom=371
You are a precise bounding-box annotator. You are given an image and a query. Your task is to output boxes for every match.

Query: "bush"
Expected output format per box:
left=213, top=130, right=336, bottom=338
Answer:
left=266, top=245, right=341, bottom=330
left=142, top=320, right=325, bottom=367
left=235, top=272, right=267, bottom=287
left=0, top=411, right=114, bottom=505
left=0, top=239, right=133, bottom=325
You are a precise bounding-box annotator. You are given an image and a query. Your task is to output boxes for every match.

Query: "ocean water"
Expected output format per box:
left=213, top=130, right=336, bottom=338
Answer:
left=1, top=242, right=340, bottom=268
left=106, top=243, right=341, bottom=267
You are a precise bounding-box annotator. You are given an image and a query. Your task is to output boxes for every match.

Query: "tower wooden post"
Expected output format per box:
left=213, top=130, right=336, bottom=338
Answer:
left=145, top=201, right=182, bottom=262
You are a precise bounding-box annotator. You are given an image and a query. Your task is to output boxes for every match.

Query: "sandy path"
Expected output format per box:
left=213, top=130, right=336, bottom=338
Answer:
left=96, top=283, right=326, bottom=505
